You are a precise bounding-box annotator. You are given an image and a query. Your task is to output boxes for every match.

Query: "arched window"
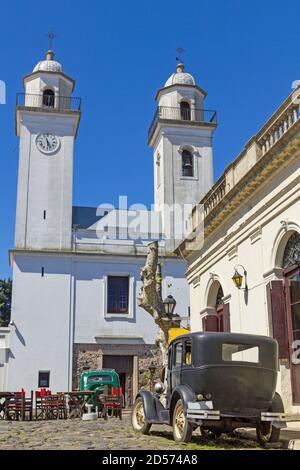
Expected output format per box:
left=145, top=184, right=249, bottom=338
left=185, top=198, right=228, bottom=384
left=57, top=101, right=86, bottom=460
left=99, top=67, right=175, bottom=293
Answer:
left=180, top=101, right=191, bottom=121
left=43, top=89, right=55, bottom=108
left=182, top=150, right=193, bottom=177
left=283, top=232, right=300, bottom=269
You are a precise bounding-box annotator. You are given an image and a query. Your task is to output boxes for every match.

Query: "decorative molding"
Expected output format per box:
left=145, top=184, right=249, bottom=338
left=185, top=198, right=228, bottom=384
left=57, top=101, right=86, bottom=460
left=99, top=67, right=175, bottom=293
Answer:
left=191, top=274, right=201, bottom=288
left=227, top=245, right=238, bottom=261
left=263, top=267, right=284, bottom=282
left=250, top=226, right=262, bottom=245
left=94, top=336, right=145, bottom=345
left=222, top=294, right=232, bottom=305
left=199, top=307, right=215, bottom=317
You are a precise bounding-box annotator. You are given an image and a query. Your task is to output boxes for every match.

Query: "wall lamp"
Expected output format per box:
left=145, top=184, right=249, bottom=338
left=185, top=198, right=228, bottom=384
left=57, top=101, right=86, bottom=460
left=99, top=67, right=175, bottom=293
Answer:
left=232, top=265, right=248, bottom=292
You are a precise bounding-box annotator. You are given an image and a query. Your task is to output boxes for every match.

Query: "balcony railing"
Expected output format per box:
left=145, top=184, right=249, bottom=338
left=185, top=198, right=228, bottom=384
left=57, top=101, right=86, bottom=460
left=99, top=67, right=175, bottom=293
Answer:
left=203, top=177, right=226, bottom=217
left=148, top=106, right=217, bottom=141
left=257, top=100, right=300, bottom=156
left=16, top=93, right=82, bottom=111
left=199, top=90, right=300, bottom=222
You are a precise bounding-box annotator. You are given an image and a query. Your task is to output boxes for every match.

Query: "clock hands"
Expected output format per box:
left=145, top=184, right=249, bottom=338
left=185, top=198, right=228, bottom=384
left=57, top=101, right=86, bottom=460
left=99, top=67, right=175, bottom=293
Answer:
left=36, top=133, right=59, bottom=153
left=45, top=135, right=51, bottom=150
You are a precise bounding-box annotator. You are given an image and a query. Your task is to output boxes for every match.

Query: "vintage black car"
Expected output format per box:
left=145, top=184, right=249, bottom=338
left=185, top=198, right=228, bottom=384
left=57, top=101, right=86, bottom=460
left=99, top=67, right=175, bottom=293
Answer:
left=131, top=331, right=295, bottom=446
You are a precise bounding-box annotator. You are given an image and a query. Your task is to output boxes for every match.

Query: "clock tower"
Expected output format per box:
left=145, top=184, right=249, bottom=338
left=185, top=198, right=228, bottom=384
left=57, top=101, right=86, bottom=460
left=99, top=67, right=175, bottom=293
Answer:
left=15, top=49, right=81, bottom=250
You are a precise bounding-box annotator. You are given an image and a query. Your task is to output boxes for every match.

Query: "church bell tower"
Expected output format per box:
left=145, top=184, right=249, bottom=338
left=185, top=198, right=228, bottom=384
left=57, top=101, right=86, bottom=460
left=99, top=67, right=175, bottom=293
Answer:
left=15, top=48, right=81, bottom=250
left=148, top=62, right=217, bottom=249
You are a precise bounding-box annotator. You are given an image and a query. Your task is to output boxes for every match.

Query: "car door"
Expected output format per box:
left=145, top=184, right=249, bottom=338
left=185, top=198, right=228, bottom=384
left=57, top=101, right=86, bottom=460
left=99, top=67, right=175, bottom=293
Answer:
left=171, top=340, right=183, bottom=392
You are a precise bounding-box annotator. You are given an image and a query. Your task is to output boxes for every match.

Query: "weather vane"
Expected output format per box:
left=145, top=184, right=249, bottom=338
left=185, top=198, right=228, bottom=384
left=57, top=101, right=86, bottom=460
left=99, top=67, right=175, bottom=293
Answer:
left=47, top=31, right=56, bottom=50
left=175, top=47, right=185, bottom=64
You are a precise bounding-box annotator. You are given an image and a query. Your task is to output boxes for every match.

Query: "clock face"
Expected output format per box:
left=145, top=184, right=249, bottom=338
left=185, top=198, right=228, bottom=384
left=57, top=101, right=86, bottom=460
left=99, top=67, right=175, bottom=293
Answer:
left=36, top=133, right=60, bottom=154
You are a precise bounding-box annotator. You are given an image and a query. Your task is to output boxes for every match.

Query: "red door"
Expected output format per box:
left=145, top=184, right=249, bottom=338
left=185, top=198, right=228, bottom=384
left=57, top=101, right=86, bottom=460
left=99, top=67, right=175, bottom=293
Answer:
left=285, top=267, right=300, bottom=404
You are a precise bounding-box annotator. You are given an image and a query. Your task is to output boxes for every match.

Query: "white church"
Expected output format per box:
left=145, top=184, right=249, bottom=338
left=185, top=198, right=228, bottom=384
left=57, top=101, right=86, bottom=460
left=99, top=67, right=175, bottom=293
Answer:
left=0, top=49, right=216, bottom=405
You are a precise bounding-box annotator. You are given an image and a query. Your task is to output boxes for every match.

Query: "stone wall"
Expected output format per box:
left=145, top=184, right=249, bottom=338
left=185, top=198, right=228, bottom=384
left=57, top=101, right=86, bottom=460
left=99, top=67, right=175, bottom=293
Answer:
left=72, top=343, right=162, bottom=395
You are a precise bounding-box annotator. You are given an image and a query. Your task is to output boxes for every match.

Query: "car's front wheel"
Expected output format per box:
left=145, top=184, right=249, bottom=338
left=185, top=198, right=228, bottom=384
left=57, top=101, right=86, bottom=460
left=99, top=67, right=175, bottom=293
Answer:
left=131, top=397, right=151, bottom=434
left=256, top=393, right=284, bottom=447
left=172, top=399, right=193, bottom=443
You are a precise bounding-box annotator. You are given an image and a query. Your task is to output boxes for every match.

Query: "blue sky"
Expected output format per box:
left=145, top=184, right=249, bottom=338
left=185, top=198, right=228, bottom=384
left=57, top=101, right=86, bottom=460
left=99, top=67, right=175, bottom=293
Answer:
left=0, top=0, right=299, bottom=278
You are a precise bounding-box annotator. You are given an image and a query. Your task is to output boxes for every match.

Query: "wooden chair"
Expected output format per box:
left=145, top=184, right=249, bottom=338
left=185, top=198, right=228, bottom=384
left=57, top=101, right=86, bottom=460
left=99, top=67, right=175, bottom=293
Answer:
left=35, top=390, right=47, bottom=420
left=23, top=390, right=33, bottom=420
left=35, top=389, right=53, bottom=420
left=102, top=387, right=123, bottom=420
left=5, top=392, right=23, bottom=420
left=45, top=394, right=67, bottom=420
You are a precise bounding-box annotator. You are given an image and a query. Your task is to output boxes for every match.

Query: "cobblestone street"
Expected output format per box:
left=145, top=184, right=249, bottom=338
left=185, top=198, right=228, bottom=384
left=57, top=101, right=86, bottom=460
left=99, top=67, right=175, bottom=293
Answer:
left=0, top=414, right=262, bottom=450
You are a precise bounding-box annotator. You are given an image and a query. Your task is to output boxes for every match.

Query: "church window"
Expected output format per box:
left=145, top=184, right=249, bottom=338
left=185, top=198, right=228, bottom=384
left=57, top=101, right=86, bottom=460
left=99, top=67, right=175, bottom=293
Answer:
left=107, top=276, right=129, bottom=314
left=43, top=89, right=55, bottom=108
left=180, top=101, right=191, bottom=121
left=182, top=150, right=194, bottom=177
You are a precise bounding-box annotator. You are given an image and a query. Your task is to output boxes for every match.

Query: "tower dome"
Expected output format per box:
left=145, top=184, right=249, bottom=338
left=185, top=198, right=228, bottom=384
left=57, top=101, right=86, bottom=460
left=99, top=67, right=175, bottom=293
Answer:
left=164, top=63, right=195, bottom=87
left=33, top=50, right=63, bottom=73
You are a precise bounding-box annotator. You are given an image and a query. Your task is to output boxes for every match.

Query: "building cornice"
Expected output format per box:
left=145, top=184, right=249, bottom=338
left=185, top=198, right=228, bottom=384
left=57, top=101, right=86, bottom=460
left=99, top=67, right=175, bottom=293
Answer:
left=178, top=118, right=300, bottom=262
left=9, top=247, right=180, bottom=266
left=185, top=173, right=300, bottom=281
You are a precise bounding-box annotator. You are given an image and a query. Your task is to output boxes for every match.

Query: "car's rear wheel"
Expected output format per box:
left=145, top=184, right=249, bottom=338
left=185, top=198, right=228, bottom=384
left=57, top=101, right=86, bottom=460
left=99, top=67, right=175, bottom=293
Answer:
left=256, top=393, right=284, bottom=447
left=131, top=397, right=151, bottom=434
left=172, top=399, right=193, bottom=443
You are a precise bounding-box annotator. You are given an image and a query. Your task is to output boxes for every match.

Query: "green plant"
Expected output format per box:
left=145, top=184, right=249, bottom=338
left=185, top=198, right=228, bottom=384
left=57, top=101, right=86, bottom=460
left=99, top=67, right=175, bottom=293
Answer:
left=0, top=278, right=12, bottom=327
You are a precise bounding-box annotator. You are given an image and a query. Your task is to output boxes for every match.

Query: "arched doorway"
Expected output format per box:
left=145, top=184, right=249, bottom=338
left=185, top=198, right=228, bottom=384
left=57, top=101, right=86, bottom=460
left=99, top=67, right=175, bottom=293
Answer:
left=203, top=281, right=230, bottom=332
left=283, top=232, right=300, bottom=403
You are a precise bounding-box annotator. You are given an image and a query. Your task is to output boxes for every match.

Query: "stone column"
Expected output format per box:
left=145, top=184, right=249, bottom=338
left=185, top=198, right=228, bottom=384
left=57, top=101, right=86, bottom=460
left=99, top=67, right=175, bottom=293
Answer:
left=98, top=353, right=103, bottom=370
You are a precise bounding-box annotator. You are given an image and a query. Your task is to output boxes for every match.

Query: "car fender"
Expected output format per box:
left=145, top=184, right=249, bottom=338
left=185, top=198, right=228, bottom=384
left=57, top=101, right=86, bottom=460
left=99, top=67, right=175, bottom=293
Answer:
left=136, top=390, right=160, bottom=422
left=169, top=385, right=196, bottom=423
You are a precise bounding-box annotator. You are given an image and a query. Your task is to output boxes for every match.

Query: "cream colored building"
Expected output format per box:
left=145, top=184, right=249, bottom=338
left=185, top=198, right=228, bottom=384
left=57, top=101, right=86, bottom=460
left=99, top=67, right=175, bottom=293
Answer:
left=177, top=85, right=300, bottom=412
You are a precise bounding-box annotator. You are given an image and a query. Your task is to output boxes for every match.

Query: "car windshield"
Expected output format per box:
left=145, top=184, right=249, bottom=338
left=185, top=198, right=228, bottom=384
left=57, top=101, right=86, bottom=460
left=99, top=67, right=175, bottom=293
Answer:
left=222, top=343, right=259, bottom=363
left=87, top=374, right=113, bottom=383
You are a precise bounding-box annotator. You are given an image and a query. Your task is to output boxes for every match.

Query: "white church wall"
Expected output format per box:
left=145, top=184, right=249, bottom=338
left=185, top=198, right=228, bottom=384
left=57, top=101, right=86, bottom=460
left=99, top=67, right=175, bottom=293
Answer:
left=73, top=256, right=189, bottom=344
left=8, top=252, right=189, bottom=392
left=8, top=254, right=73, bottom=392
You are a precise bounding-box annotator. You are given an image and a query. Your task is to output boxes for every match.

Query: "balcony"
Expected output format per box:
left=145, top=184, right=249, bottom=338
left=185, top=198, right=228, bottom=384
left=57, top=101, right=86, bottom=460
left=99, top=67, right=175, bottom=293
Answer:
left=148, top=106, right=217, bottom=144
left=16, top=93, right=82, bottom=112
left=193, top=89, right=300, bottom=227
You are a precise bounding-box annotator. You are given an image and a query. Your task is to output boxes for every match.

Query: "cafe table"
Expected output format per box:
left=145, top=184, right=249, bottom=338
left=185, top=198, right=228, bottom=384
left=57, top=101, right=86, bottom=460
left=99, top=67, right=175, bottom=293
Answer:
left=65, top=391, right=97, bottom=419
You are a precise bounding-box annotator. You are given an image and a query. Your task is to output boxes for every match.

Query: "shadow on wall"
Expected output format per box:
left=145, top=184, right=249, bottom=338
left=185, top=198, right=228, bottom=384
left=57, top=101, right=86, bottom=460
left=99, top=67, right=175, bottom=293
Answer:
left=10, top=323, right=26, bottom=347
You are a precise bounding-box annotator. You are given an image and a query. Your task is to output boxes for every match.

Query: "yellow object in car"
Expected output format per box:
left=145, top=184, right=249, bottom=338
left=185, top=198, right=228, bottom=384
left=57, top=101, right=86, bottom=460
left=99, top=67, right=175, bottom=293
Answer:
left=168, top=327, right=190, bottom=345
